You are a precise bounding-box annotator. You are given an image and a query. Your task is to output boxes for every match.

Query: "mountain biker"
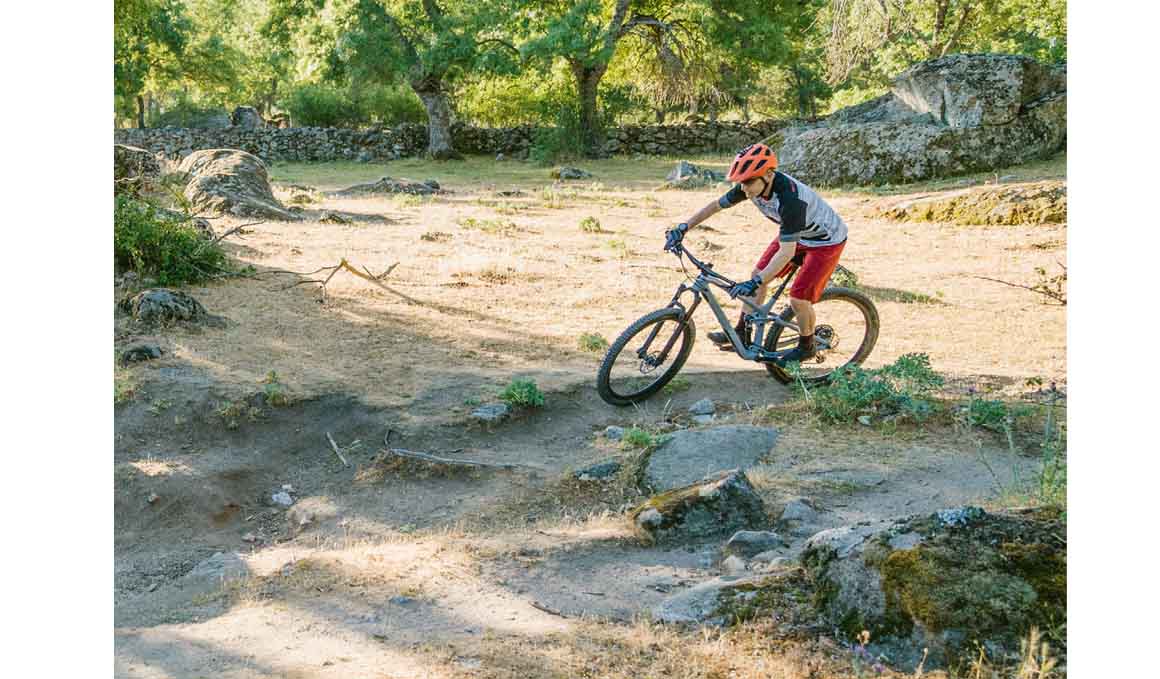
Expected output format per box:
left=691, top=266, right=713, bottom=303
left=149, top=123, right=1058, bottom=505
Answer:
left=664, top=143, right=849, bottom=365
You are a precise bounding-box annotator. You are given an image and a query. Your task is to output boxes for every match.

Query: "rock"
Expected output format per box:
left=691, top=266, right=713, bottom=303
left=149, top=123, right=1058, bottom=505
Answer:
left=182, top=552, right=249, bottom=595
left=630, top=470, right=768, bottom=544
left=242, top=532, right=259, bottom=543
left=330, top=176, right=441, bottom=197
left=495, top=153, right=506, bottom=161
left=691, top=414, right=715, bottom=425
left=651, top=575, right=760, bottom=624
left=603, top=425, right=625, bottom=441
left=662, top=161, right=725, bottom=189
left=801, top=507, right=1066, bottom=670
left=356, top=151, right=373, bottom=163
left=688, top=398, right=715, bottom=416
left=574, top=459, right=622, bottom=481
left=881, top=180, right=1067, bottom=225
left=550, top=166, right=593, bottom=180
left=723, top=530, right=787, bottom=558
left=721, top=555, right=748, bottom=574
left=471, top=403, right=510, bottom=423
left=120, top=343, right=163, bottom=364
left=230, top=106, right=265, bottom=129
left=777, top=54, right=1066, bottom=186
left=778, top=498, right=819, bottom=524
left=286, top=497, right=338, bottom=535
left=271, top=491, right=294, bottom=507
left=389, top=595, right=416, bottom=606
left=178, top=149, right=299, bottom=221
left=120, top=289, right=210, bottom=325
left=319, top=211, right=353, bottom=224
left=114, top=144, right=162, bottom=195
left=644, top=425, right=779, bottom=492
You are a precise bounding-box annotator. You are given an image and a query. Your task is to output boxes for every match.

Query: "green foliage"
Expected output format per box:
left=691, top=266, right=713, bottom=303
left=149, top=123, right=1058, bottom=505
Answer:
left=960, top=396, right=1032, bottom=432
left=661, top=375, right=692, bottom=396
left=498, top=378, right=545, bottom=409
left=796, top=353, right=944, bottom=424
left=261, top=371, right=293, bottom=407
left=148, top=96, right=228, bottom=127
left=283, top=83, right=365, bottom=127
left=529, top=104, right=585, bottom=165
left=577, top=332, right=609, bottom=353
left=579, top=216, right=602, bottom=233
left=829, top=265, right=859, bottom=289
left=620, top=427, right=659, bottom=450
left=114, top=196, right=228, bottom=286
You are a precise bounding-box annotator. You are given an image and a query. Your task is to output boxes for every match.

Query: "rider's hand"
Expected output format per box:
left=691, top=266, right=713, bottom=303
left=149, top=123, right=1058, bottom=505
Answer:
left=664, top=223, right=689, bottom=252
left=729, top=275, right=763, bottom=299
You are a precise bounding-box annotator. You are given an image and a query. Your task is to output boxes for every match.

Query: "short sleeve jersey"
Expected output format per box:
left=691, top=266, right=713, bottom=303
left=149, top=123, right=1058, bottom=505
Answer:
left=718, top=171, right=847, bottom=247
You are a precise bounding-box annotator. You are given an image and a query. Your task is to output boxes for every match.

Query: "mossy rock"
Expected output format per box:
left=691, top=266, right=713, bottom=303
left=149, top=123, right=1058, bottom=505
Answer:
left=630, top=469, right=767, bottom=544
left=802, top=507, right=1066, bottom=671
left=882, top=180, right=1066, bottom=225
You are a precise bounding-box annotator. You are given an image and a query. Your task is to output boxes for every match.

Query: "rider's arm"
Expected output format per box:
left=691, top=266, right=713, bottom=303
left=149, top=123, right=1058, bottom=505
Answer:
left=755, top=174, right=808, bottom=282
left=681, top=184, right=746, bottom=230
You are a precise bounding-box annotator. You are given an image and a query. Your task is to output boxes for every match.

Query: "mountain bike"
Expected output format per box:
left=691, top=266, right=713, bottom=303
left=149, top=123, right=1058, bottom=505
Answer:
left=595, top=241, right=879, bottom=406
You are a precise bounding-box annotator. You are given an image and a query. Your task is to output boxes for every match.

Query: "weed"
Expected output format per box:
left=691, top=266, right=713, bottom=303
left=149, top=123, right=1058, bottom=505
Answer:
left=958, top=395, right=1032, bottom=432
left=394, top=194, right=432, bottom=208
left=792, top=353, right=944, bottom=424
left=463, top=396, right=481, bottom=407
left=579, top=216, right=602, bottom=233
left=262, top=371, right=293, bottom=407
left=420, top=231, right=451, bottom=242
left=498, top=378, right=545, bottom=409
left=459, top=217, right=518, bottom=235
left=114, top=195, right=229, bottom=285
left=661, top=375, right=692, bottom=395
left=606, top=239, right=631, bottom=259
left=829, top=265, right=859, bottom=288
left=620, top=427, right=660, bottom=450
left=577, top=332, right=609, bottom=353
left=147, top=398, right=172, bottom=416
left=217, top=400, right=262, bottom=430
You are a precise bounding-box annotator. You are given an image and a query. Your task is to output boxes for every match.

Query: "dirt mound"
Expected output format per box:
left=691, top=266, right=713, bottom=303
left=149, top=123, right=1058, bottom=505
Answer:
left=882, top=180, right=1067, bottom=225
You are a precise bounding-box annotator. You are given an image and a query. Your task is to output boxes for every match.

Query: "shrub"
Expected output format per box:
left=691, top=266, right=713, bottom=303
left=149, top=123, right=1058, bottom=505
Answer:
left=283, top=83, right=364, bottom=127
left=498, top=379, right=545, bottom=409
left=529, top=104, right=585, bottom=166
left=960, top=396, right=1032, bottom=432
left=829, top=265, right=859, bottom=288
left=799, top=353, right=944, bottom=424
left=353, top=83, right=426, bottom=125
left=620, top=427, right=658, bottom=449
left=114, top=196, right=228, bottom=286
left=577, top=333, right=609, bottom=353
left=579, top=216, right=602, bottom=233
left=261, top=371, right=293, bottom=407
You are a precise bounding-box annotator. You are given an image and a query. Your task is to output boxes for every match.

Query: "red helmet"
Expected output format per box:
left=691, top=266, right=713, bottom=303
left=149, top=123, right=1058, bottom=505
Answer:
left=726, top=143, right=778, bottom=183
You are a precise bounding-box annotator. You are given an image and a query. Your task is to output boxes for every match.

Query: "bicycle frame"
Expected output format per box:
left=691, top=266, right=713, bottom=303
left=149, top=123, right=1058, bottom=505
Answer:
left=656, top=244, right=801, bottom=364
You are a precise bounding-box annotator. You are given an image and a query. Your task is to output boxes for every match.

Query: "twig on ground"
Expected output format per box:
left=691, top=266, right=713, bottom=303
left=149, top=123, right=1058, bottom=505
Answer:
left=325, top=432, right=351, bottom=467
left=276, top=258, right=410, bottom=304
left=211, top=221, right=265, bottom=245
left=381, top=435, right=542, bottom=471
left=530, top=601, right=568, bottom=618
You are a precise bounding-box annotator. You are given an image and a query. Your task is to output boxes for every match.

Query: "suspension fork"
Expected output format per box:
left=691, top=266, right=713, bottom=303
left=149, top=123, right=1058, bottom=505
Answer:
left=636, top=284, right=701, bottom=364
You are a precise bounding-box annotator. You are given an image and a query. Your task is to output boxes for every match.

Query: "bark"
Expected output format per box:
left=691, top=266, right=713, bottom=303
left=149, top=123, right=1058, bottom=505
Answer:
left=136, top=94, right=146, bottom=129
left=655, top=108, right=666, bottom=124
left=412, top=79, right=462, bottom=160
left=570, top=62, right=608, bottom=158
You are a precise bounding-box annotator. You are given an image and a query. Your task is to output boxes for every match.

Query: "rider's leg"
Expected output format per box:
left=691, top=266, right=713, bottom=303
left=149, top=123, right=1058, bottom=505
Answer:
left=789, top=295, right=817, bottom=357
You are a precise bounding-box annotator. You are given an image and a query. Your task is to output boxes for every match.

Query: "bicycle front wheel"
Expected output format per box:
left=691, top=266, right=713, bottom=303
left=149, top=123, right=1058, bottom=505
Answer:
left=764, top=287, right=879, bottom=385
left=596, top=307, right=696, bottom=406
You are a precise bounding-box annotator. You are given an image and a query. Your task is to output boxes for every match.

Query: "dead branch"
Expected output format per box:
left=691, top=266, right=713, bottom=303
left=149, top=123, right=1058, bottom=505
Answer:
left=972, top=271, right=1066, bottom=306
left=325, top=432, right=351, bottom=467
left=277, top=258, right=410, bottom=304
left=382, top=436, right=542, bottom=471
left=530, top=601, right=568, bottom=618
left=211, top=221, right=265, bottom=245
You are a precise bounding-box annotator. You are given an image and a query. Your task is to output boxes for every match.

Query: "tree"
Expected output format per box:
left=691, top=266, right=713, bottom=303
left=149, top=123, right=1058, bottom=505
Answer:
left=114, top=0, right=193, bottom=127
left=266, top=0, right=520, bottom=159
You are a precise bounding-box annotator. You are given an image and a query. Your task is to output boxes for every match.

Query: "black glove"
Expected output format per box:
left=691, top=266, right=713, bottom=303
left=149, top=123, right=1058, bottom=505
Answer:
left=729, top=275, right=763, bottom=299
left=664, top=223, right=689, bottom=252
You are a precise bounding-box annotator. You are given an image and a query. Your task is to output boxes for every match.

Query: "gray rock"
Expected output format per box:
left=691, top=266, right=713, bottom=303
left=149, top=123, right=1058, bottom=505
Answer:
left=495, top=153, right=506, bottom=161
left=721, top=555, right=748, bottom=574
left=471, top=403, right=511, bottom=423
left=663, top=161, right=725, bottom=189
left=723, top=530, right=787, bottom=558
left=356, top=151, right=373, bottom=163
left=114, top=144, right=162, bottom=195
left=631, top=469, right=768, bottom=544
left=550, top=166, right=593, bottom=180
left=644, top=425, right=779, bottom=492
left=749, top=550, right=784, bottom=564
left=937, top=505, right=985, bottom=527
left=651, top=575, right=759, bottom=624
left=230, top=106, right=265, bottom=129
left=120, top=289, right=208, bottom=325
left=178, top=149, right=299, bottom=221
left=574, top=459, right=622, bottom=481
left=691, top=414, right=715, bottom=425
left=688, top=398, right=715, bottom=416
left=778, top=498, right=819, bottom=524
left=331, top=176, right=440, bottom=197
left=389, top=595, right=416, bottom=606
left=120, top=343, right=163, bottom=364
left=182, top=552, right=249, bottom=595
left=271, top=491, right=294, bottom=507
left=603, top=425, right=625, bottom=441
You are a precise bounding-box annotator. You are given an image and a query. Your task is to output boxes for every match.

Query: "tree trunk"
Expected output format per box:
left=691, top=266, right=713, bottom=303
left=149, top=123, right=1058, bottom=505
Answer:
left=136, top=94, right=146, bottom=129
left=570, top=62, right=607, bottom=158
left=741, top=99, right=750, bottom=123
left=709, top=105, right=718, bottom=124
left=655, top=108, right=666, bottom=124
left=412, top=79, right=462, bottom=160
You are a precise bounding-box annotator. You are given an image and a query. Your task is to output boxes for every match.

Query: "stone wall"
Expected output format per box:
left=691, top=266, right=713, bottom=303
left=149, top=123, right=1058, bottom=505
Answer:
left=113, top=119, right=795, bottom=164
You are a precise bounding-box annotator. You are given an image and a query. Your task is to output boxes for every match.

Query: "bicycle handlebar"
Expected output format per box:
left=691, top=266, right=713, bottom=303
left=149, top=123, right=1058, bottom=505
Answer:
left=668, top=242, right=737, bottom=289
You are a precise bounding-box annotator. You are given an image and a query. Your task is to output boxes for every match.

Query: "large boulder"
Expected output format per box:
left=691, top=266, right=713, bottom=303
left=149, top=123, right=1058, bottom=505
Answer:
left=662, top=161, right=726, bottom=190
left=778, top=54, right=1066, bottom=186
left=881, top=180, right=1067, bottom=225
left=114, top=144, right=162, bottom=196
left=230, top=106, right=265, bottom=129
left=801, top=506, right=1066, bottom=670
left=330, top=176, right=441, bottom=197
left=644, top=425, right=779, bottom=492
left=178, top=149, right=299, bottom=221
left=631, top=469, right=768, bottom=544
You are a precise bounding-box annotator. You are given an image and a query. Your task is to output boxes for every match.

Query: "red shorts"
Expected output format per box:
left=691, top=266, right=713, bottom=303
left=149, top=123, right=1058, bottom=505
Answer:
left=755, top=239, right=846, bottom=303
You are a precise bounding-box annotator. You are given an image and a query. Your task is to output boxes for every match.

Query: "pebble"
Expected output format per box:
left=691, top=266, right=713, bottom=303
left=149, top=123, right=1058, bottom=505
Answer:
left=603, top=425, right=624, bottom=440
left=688, top=398, right=715, bottom=416
left=271, top=491, right=294, bottom=507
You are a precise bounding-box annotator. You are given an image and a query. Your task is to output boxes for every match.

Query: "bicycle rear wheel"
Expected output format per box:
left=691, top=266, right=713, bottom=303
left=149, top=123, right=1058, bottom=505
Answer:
left=764, top=287, right=879, bottom=385
left=596, top=307, right=696, bottom=406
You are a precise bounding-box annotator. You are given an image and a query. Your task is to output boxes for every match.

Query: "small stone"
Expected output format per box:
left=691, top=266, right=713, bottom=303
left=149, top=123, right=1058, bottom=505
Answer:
left=281, top=484, right=294, bottom=492
left=471, top=403, right=511, bottom=423
left=389, top=595, right=416, bottom=606
left=688, top=398, right=715, bottom=416
left=721, top=555, right=748, bottom=574
left=723, top=530, right=788, bottom=557
left=121, top=344, right=164, bottom=364
left=146, top=492, right=160, bottom=504
left=858, top=415, right=873, bottom=426
left=495, top=153, right=506, bottom=161
left=574, top=459, right=622, bottom=481
left=550, top=166, right=593, bottom=180
left=242, top=532, right=259, bottom=543
left=603, top=425, right=625, bottom=440
left=271, top=491, right=294, bottom=507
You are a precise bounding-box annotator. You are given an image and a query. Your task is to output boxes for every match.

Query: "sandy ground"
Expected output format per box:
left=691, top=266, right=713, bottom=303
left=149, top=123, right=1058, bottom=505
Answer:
left=113, top=155, right=1066, bottom=678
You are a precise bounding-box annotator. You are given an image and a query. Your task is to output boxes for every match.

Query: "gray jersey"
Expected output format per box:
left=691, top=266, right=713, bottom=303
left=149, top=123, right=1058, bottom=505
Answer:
left=719, top=171, right=847, bottom=247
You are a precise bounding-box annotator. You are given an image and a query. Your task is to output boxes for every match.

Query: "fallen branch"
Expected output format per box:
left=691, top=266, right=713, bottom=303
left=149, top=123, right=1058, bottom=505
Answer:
left=530, top=601, right=568, bottom=618
left=211, top=220, right=265, bottom=245
left=278, top=258, right=411, bottom=304
left=325, top=432, right=350, bottom=467
left=972, top=275, right=1066, bottom=305
left=382, top=436, right=542, bottom=471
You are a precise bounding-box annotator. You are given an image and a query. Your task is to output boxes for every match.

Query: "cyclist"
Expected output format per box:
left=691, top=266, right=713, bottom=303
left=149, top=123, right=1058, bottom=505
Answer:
left=664, top=143, right=849, bottom=365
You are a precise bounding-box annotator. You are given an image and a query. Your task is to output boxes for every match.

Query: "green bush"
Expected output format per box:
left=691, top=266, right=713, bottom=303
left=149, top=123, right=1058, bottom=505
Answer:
left=149, top=100, right=229, bottom=128
left=498, top=378, right=545, bottom=409
left=579, top=216, right=602, bottom=233
left=577, top=332, right=609, bottom=353
left=529, top=104, right=585, bottom=166
left=114, top=196, right=228, bottom=286
left=961, top=396, right=1032, bottom=432
left=283, top=83, right=365, bottom=127
left=354, top=84, right=426, bottom=125
left=800, top=353, right=944, bottom=424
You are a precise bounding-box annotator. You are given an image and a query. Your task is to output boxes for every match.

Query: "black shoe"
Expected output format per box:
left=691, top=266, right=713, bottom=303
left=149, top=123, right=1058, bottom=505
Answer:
left=708, top=326, right=748, bottom=347
left=775, top=345, right=817, bottom=365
